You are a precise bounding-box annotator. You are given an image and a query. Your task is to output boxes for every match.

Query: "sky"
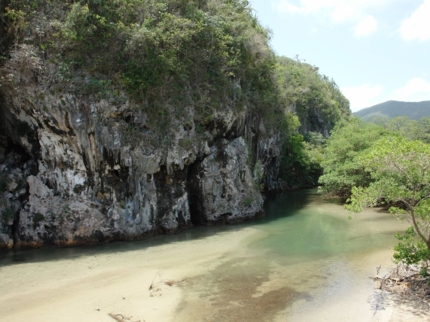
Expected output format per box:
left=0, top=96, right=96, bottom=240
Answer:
left=249, top=0, right=430, bottom=112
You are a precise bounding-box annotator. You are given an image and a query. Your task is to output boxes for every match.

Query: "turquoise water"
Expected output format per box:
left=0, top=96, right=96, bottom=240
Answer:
left=257, top=190, right=399, bottom=260
left=0, top=190, right=334, bottom=266
left=173, top=190, right=407, bottom=321
left=0, top=189, right=408, bottom=321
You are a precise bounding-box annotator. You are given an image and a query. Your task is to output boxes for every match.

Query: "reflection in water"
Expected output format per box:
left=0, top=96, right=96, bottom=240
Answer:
left=175, top=190, right=408, bottom=321
left=0, top=190, right=313, bottom=266
left=0, top=189, right=409, bottom=321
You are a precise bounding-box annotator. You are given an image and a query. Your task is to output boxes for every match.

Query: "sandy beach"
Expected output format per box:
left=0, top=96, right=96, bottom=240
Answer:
left=1, top=200, right=429, bottom=322
left=0, top=227, right=261, bottom=322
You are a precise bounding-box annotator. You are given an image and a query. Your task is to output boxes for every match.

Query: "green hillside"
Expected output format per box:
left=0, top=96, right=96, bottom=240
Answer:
left=354, top=100, right=430, bottom=121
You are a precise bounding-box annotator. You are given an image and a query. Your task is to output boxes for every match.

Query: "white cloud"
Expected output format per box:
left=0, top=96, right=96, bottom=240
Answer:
left=341, top=84, right=384, bottom=112
left=275, top=0, right=389, bottom=22
left=392, top=78, right=430, bottom=101
left=354, top=15, right=378, bottom=37
left=276, top=1, right=303, bottom=13
left=400, top=0, right=430, bottom=41
left=331, top=3, right=355, bottom=22
left=341, top=79, right=430, bottom=112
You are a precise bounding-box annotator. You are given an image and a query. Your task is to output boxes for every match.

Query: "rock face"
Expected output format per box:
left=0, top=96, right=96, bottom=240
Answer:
left=0, top=45, right=282, bottom=249
left=188, top=138, right=264, bottom=225
left=299, top=105, right=331, bottom=137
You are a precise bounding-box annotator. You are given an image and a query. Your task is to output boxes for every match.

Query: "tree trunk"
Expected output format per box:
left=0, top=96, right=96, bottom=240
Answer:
left=410, top=209, right=428, bottom=246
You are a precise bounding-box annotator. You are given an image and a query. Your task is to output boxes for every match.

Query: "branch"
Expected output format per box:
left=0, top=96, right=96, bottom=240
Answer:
left=410, top=209, right=428, bottom=243
left=389, top=158, right=415, bottom=191
left=398, top=198, right=412, bottom=211
left=414, top=194, right=430, bottom=207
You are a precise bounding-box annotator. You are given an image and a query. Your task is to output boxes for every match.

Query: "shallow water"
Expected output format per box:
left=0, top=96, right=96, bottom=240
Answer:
left=0, top=189, right=411, bottom=321
left=174, top=190, right=409, bottom=321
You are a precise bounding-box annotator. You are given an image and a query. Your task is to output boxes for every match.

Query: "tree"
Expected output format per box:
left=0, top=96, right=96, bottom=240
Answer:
left=279, top=116, right=327, bottom=189
left=346, top=136, right=430, bottom=260
left=274, top=56, right=350, bottom=134
left=318, top=117, right=392, bottom=197
left=372, top=116, right=427, bottom=143
left=417, top=117, right=430, bottom=144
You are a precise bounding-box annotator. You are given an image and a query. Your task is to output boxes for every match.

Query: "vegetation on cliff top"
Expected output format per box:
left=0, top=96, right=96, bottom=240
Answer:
left=0, top=0, right=349, bottom=188
left=2, top=0, right=278, bottom=120
left=275, top=56, right=349, bottom=133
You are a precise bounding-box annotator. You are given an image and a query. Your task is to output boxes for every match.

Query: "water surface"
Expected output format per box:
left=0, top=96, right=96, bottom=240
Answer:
left=0, top=189, right=411, bottom=321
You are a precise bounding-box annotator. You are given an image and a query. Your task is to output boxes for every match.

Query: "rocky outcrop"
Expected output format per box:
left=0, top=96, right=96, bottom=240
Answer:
left=0, top=44, right=282, bottom=249
left=188, top=137, right=264, bottom=225
left=290, top=102, right=332, bottom=138
left=299, top=105, right=331, bottom=137
left=0, top=146, right=33, bottom=249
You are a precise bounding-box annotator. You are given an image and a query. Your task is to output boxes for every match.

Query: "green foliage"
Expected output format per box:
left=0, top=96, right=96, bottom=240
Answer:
left=280, top=131, right=322, bottom=188
left=416, top=117, right=430, bottom=144
left=274, top=56, right=350, bottom=131
left=420, top=266, right=429, bottom=278
left=346, top=136, right=430, bottom=252
left=331, top=115, right=430, bottom=197
left=308, top=96, right=430, bottom=265
left=81, top=78, right=113, bottom=98
left=280, top=133, right=307, bottom=187
left=372, top=116, right=430, bottom=144
left=53, top=0, right=277, bottom=119
left=245, top=196, right=253, bottom=206
left=318, top=117, right=393, bottom=197
left=1, top=2, right=27, bottom=63
left=3, top=0, right=289, bottom=141
left=393, top=227, right=430, bottom=265
left=3, top=0, right=352, bottom=193
left=281, top=113, right=300, bottom=137
left=304, top=131, right=326, bottom=146
left=274, top=56, right=350, bottom=188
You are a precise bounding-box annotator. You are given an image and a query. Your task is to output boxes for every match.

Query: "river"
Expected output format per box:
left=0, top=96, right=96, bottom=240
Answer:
left=0, top=189, right=423, bottom=321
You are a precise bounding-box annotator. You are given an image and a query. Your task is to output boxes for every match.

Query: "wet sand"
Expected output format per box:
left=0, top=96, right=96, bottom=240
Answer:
left=0, top=191, right=428, bottom=321
left=280, top=248, right=430, bottom=322
left=0, top=227, right=259, bottom=322
left=1, top=237, right=427, bottom=322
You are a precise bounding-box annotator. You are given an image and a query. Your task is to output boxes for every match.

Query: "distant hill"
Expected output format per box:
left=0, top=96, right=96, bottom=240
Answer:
left=354, top=100, right=430, bottom=121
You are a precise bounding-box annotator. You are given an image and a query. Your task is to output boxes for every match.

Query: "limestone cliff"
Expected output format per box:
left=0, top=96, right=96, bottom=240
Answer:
left=0, top=0, right=348, bottom=249
left=0, top=45, right=285, bottom=248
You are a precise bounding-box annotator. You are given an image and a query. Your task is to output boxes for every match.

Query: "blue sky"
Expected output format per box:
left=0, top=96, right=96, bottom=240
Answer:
left=249, top=0, right=430, bottom=112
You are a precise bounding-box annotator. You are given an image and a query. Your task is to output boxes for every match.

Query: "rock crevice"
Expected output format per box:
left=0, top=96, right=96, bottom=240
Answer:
left=0, top=48, right=280, bottom=248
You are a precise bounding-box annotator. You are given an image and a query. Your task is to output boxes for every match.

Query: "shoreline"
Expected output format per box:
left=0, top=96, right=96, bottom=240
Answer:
left=1, top=192, right=427, bottom=322
left=281, top=248, right=430, bottom=321
left=0, top=227, right=261, bottom=322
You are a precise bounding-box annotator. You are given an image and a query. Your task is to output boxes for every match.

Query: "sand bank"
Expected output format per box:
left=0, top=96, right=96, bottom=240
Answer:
left=0, top=227, right=260, bottom=322
left=1, top=193, right=428, bottom=322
